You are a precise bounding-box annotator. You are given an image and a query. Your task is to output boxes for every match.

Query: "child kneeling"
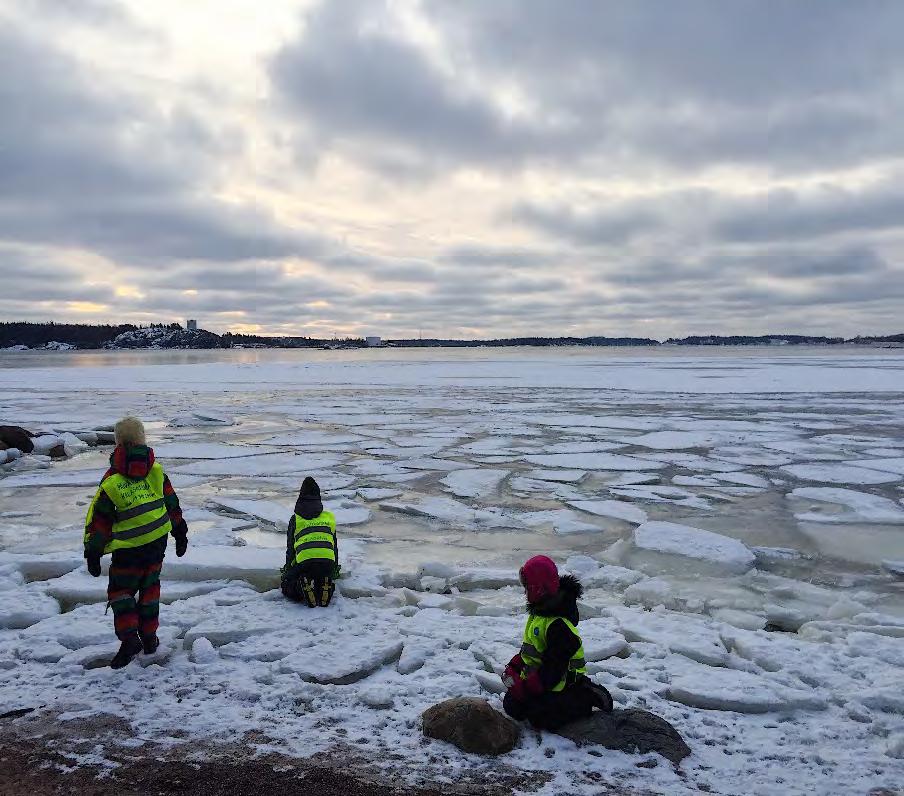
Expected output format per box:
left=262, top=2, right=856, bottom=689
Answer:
left=281, top=476, right=339, bottom=607
left=502, top=555, right=613, bottom=730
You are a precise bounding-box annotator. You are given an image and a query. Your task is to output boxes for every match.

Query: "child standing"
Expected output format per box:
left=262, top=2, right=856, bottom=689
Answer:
left=502, top=555, right=613, bottom=730
left=84, top=416, right=189, bottom=668
left=281, top=476, right=339, bottom=607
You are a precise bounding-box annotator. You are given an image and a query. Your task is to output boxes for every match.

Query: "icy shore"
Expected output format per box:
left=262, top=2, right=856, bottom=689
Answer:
left=1, top=347, right=903, bottom=794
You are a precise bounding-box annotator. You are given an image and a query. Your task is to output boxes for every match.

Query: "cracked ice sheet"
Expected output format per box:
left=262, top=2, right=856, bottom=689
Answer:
left=788, top=487, right=904, bottom=523
left=169, top=452, right=343, bottom=476
left=440, top=469, right=508, bottom=498
left=780, top=463, right=902, bottom=485
left=524, top=452, right=667, bottom=471
left=151, top=442, right=282, bottom=459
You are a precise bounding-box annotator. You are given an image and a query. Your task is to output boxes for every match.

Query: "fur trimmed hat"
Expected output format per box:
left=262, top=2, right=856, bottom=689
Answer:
left=114, top=416, right=146, bottom=447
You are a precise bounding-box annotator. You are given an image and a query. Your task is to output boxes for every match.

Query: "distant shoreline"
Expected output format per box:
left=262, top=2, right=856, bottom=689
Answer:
left=2, top=321, right=902, bottom=351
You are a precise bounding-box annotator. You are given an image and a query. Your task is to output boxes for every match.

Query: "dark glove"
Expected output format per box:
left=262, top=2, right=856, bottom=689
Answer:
left=331, top=562, right=342, bottom=580
left=87, top=556, right=102, bottom=578
left=176, top=535, right=188, bottom=557
left=507, top=670, right=543, bottom=703
left=502, top=654, right=524, bottom=689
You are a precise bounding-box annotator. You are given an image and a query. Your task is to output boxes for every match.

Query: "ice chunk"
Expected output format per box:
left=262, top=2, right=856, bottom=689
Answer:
left=279, top=639, right=403, bottom=685
left=563, top=555, right=601, bottom=578
left=711, top=472, right=771, bottom=488
left=843, top=457, right=904, bottom=476
left=583, top=565, right=645, bottom=590
left=525, top=452, right=666, bottom=471
left=60, top=432, right=89, bottom=457
left=521, top=509, right=599, bottom=535
left=153, top=442, right=281, bottom=459
left=567, top=499, right=648, bottom=524
left=359, top=685, right=395, bottom=709
left=780, top=463, right=900, bottom=485
left=164, top=545, right=281, bottom=588
left=0, top=585, right=60, bottom=629
left=399, top=458, right=472, bottom=472
left=397, top=641, right=432, bottom=674
left=789, top=487, right=904, bottom=523
left=0, top=551, right=84, bottom=581
left=379, top=496, right=514, bottom=528
left=631, top=521, right=756, bottom=575
left=610, top=607, right=731, bottom=667
left=474, top=670, right=506, bottom=695
left=667, top=667, right=826, bottom=713
left=356, top=487, right=402, bottom=501
left=440, top=468, right=508, bottom=498
left=610, top=485, right=712, bottom=511
left=30, top=434, right=62, bottom=454
left=170, top=452, right=342, bottom=477
left=191, top=637, right=219, bottom=664
left=209, top=497, right=291, bottom=527
left=524, top=469, right=587, bottom=482
left=168, top=411, right=234, bottom=427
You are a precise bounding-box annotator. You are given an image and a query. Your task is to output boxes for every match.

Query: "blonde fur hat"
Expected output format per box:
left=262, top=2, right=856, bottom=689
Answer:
left=114, top=416, right=147, bottom=447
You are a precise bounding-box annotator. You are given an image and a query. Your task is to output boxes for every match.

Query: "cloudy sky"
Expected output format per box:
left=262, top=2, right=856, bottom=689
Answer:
left=2, top=0, right=903, bottom=339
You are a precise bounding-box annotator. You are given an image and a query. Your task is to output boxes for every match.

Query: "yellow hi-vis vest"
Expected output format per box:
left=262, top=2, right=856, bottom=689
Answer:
left=520, top=614, right=587, bottom=692
left=292, top=511, right=337, bottom=566
left=85, top=462, right=172, bottom=555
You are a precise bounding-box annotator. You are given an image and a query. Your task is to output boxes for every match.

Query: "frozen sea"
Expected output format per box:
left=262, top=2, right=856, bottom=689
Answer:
left=1, top=346, right=903, bottom=794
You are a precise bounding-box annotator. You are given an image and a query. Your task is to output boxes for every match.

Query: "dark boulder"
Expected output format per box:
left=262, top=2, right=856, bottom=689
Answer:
left=555, top=708, right=690, bottom=765
left=422, top=697, right=520, bottom=756
left=48, top=444, right=67, bottom=459
left=0, top=426, right=34, bottom=453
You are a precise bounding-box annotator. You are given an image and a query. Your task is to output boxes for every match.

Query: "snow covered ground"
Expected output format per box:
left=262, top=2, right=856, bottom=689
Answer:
left=1, top=346, right=903, bottom=794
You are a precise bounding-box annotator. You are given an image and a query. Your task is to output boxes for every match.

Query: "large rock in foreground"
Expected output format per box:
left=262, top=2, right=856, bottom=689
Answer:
left=556, top=709, right=691, bottom=764
left=422, top=698, right=520, bottom=756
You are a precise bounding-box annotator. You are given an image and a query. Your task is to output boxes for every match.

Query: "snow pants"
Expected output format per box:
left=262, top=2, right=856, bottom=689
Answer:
left=107, top=536, right=166, bottom=641
left=281, top=558, right=335, bottom=607
left=503, top=681, right=596, bottom=731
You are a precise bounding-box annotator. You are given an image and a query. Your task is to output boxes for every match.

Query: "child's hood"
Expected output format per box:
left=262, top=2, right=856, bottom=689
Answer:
left=109, top=444, right=154, bottom=479
left=528, top=574, right=583, bottom=624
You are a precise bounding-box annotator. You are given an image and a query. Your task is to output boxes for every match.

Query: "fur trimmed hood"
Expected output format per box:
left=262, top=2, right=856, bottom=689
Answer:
left=527, top=574, right=583, bottom=625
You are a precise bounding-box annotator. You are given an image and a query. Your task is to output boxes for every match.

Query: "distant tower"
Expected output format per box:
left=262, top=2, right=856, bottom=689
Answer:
left=187, top=319, right=198, bottom=331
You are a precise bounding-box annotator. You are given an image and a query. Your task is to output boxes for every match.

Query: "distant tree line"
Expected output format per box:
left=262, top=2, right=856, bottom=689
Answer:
left=2, top=322, right=902, bottom=350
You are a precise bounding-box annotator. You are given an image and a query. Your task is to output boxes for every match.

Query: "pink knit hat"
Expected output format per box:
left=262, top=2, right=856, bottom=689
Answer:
left=519, top=555, right=560, bottom=603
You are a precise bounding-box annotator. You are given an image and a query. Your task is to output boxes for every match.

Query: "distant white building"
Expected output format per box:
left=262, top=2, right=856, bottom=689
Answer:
left=187, top=319, right=198, bottom=331
left=365, top=336, right=382, bottom=347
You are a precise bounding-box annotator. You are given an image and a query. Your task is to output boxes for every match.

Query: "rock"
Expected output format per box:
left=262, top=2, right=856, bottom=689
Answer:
left=94, top=431, right=116, bottom=444
left=0, top=426, right=34, bottom=453
left=422, top=697, right=520, bottom=755
left=556, top=709, right=691, bottom=765
left=48, top=444, right=67, bottom=459
left=0, top=441, right=7, bottom=450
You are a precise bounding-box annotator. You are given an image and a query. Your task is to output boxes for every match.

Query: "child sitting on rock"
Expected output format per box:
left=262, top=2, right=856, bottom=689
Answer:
left=84, top=416, right=189, bottom=669
left=281, top=476, right=339, bottom=607
left=502, top=555, right=613, bottom=730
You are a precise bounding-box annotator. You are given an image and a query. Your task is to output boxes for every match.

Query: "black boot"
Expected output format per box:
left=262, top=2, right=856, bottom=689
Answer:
left=110, top=634, right=142, bottom=669
left=139, top=632, right=159, bottom=655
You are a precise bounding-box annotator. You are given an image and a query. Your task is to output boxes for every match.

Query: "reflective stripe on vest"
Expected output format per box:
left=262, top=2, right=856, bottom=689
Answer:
left=520, top=614, right=587, bottom=692
left=293, top=511, right=337, bottom=566
left=87, top=462, right=173, bottom=554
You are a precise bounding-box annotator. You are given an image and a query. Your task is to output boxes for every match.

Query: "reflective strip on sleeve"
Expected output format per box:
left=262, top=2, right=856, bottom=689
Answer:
left=116, top=497, right=166, bottom=522
left=113, top=513, right=170, bottom=541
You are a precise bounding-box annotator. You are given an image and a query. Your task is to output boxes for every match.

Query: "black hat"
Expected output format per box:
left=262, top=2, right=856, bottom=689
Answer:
left=300, top=476, right=320, bottom=497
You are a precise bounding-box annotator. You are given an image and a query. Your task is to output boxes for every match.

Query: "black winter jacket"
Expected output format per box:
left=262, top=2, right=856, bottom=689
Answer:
left=283, top=493, right=338, bottom=570
left=526, top=574, right=583, bottom=691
